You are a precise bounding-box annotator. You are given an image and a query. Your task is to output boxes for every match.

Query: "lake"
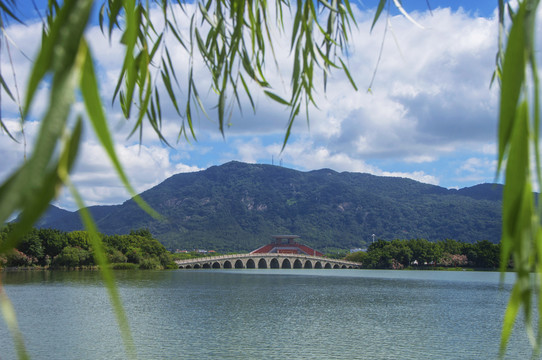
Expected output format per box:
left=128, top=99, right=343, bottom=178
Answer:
left=0, top=269, right=536, bottom=359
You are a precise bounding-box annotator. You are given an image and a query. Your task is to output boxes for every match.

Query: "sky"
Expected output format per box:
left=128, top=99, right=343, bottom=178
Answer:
left=0, top=1, right=535, bottom=211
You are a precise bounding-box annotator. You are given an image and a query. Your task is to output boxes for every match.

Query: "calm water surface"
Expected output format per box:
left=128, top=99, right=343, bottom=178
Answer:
left=0, top=269, right=536, bottom=359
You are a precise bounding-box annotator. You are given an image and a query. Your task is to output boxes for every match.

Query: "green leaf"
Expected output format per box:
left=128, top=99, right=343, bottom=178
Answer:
left=239, top=73, right=255, bottom=110
left=0, top=73, right=15, bottom=102
left=107, top=0, right=123, bottom=39
left=501, top=282, right=524, bottom=355
left=79, top=41, right=160, bottom=221
left=497, top=2, right=526, bottom=173
left=118, top=0, right=139, bottom=119
left=339, top=58, right=358, bottom=91
left=66, top=181, right=137, bottom=360
left=0, top=118, right=16, bottom=142
left=264, top=90, right=291, bottom=106
left=218, top=82, right=226, bottom=134
left=371, top=0, right=388, bottom=32
left=161, top=68, right=181, bottom=115
left=0, top=45, right=78, bottom=228
left=0, top=117, right=82, bottom=255
left=0, top=1, right=23, bottom=24
left=24, top=0, right=93, bottom=117
left=342, top=0, right=357, bottom=26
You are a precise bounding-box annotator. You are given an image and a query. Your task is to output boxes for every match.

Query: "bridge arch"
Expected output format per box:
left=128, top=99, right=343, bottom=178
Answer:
left=224, top=260, right=232, bottom=269
left=270, top=258, right=279, bottom=268
left=258, top=258, right=267, bottom=268
left=282, top=258, right=291, bottom=269
left=314, top=261, right=322, bottom=269
left=212, top=262, right=221, bottom=269
left=324, top=263, right=331, bottom=269
left=293, top=259, right=303, bottom=269
left=333, top=264, right=340, bottom=269
left=304, top=260, right=312, bottom=269
left=235, top=259, right=244, bottom=269
left=202, top=263, right=211, bottom=269
left=246, top=259, right=256, bottom=268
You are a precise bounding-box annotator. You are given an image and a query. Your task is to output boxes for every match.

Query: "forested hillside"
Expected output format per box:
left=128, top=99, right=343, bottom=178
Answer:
left=35, top=161, right=503, bottom=252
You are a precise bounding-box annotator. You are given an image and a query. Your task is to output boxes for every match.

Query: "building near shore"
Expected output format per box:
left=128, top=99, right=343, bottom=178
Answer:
left=250, top=235, right=324, bottom=257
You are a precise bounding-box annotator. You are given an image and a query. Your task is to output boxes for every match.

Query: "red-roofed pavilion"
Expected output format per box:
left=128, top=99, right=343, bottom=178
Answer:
left=250, top=235, right=324, bottom=257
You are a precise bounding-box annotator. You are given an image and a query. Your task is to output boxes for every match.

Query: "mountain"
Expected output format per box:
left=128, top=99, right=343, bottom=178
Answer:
left=37, top=161, right=503, bottom=252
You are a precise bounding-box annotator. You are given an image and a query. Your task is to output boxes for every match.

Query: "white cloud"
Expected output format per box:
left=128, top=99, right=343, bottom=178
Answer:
left=381, top=170, right=439, bottom=185
left=52, top=137, right=203, bottom=210
left=454, top=156, right=497, bottom=184
left=1, top=3, right=520, bottom=210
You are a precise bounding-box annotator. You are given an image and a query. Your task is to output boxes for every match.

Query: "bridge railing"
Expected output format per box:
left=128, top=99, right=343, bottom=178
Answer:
left=175, top=253, right=362, bottom=266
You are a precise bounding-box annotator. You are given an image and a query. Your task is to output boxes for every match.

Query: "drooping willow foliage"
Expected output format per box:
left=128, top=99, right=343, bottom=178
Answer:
left=495, top=0, right=542, bottom=355
left=0, top=0, right=539, bottom=358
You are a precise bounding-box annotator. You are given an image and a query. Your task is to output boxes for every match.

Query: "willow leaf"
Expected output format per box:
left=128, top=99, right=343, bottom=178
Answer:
left=149, top=33, right=163, bottom=61
left=0, top=118, right=16, bottom=142
left=264, top=90, right=291, bottom=106
left=166, top=20, right=188, bottom=51
left=0, top=73, right=15, bottom=102
left=0, top=45, right=78, bottom=229
left=282, top=102, right=301, bottom=152
left=498, top=2, right=526, bottom=172
left=24, top=0, right=93, bottom=116
left=339, top=58, right=358, bottom=91
left=500, top=100, right=532, bottom=355
left=371, top=0, right=388, bottom=32
left=161, top=68, right=181, bottom=115
left=119, top=0, right=139, bottom=119
left=67, top=181, right=137, bottom=360
left=501, top=282, right=523, bottom=355
left=0, top=1, right=22, bottom=24
left=107, top=0, right=123, bottom=39
left=80, top=41, right=160, bottom=220
left=342, top=0, right=357, bottom=25
left=0, top=116, right=82, bottom=255
left=239, top=73, right=255, bottom=110
left=218, top=82, right=226, bottom=134
left=164, top=49, right=180, bottom=87
left=502, top=101, right=529, bottom=245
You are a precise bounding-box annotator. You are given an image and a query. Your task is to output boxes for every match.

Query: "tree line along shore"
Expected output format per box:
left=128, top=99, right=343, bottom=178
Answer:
left=346, top=238, right=501, bottom=270
left=0, top=226, right=177, bottom=270
left=1, top=225, right=502, bottom=270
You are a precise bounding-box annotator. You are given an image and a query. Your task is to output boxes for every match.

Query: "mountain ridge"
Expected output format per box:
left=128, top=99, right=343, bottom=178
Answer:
left=37, top=161, right=503, bottom=251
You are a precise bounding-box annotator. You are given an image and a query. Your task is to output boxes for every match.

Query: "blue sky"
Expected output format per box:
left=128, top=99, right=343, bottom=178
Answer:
left=0, top=1, right=531, bottom=210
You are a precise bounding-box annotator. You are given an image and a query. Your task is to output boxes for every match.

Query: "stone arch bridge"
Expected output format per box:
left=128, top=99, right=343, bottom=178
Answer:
left=176, top=253, right=361, bottom=269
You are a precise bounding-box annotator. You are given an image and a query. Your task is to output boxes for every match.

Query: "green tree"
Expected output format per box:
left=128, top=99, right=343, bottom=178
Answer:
left=52, top=246, right=93, bottom=268
left=17, top=230, right=44, bottom=263
left=67, top=231, right=92, bottom=250
left=470, top=240, right=500, bottom=268
left=389, top=240, right=413, bottom=267
left=438, top=239, right=464, bottom=255
left=345, top=251, right=368, bottom=264
left=39, top=228, right=68, bottom=258
left=406, top=238, right=442, bottom=265
left=108, top=248, right=128, bottom=264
